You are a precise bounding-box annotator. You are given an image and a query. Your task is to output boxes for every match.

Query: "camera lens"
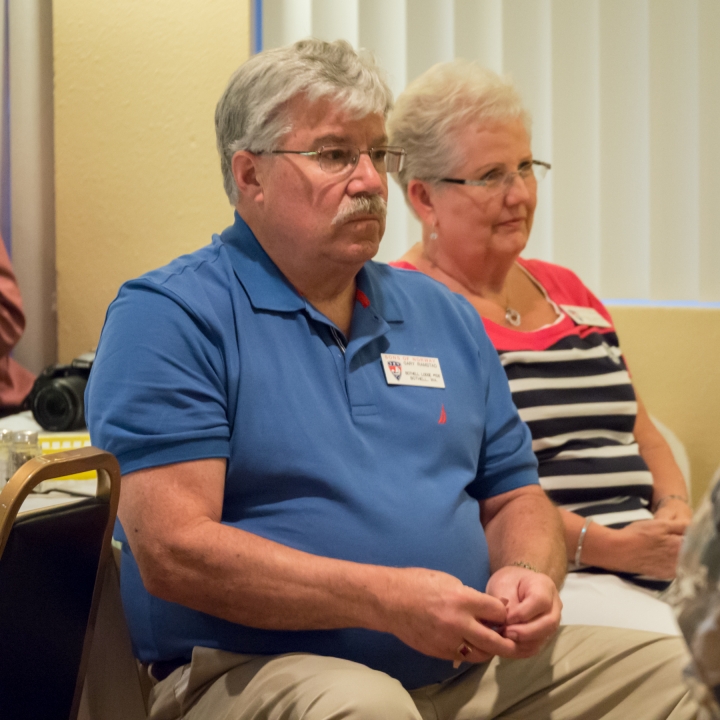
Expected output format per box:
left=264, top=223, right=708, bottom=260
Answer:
left=31, top=375, right=88, bottom=432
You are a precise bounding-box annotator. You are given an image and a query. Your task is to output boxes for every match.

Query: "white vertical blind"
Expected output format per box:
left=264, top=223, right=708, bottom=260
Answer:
left=454, top=0, right=503, bottom=72
left=263, top=0, right=312, bottom=50
left=358, top=0, right=415, bottom=263
left=649, top=0, right=699, bottom=301
left=313, top=0, right=358, bottom=46
left=551, top=0, right=600, bottom=291
left=598, top=0, right=651, bottom=300
left=262, top=0, right=720, bottom=302
left=699, top=0, right=720, bottom=302
left=502, top=0, right=553, bottom=261
left=406, top=0, right=454, bottom=83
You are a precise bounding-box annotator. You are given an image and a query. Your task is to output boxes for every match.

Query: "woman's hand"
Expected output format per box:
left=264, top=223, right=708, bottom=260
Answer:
left=606, top=519, right=687, bottom=579
left=653, top=496, right=693, bottom=525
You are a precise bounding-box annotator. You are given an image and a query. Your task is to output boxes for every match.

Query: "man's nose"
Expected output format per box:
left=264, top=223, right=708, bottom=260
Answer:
left=348, top=152, right=387, bottom=196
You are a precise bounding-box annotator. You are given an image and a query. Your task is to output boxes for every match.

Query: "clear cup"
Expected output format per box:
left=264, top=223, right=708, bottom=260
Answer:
left=10, top=430, right=41, bottom=486
left=0, top=429, right=12, bottom=487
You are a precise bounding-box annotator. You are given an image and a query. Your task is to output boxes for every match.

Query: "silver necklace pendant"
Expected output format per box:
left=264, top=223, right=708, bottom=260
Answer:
left=505, top=307, right=521, bottom=327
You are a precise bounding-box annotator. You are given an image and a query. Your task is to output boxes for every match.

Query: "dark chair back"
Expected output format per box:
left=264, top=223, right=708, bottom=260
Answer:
left=0, top=447, right=121, bottom=720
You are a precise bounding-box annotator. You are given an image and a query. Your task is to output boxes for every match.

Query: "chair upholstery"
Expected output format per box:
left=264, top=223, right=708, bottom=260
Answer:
left=79, top=546, right=150, bottom=720
left=0, top=447, right=120, bottom=720
left=651, top=415, right=692, bottom=495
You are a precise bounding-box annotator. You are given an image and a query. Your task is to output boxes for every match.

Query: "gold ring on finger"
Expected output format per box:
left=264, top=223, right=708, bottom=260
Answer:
left=452, top=641, right=473, bottom=669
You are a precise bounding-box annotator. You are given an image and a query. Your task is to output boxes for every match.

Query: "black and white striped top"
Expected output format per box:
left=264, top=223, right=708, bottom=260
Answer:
left=483, top=259, right=665, bottom=590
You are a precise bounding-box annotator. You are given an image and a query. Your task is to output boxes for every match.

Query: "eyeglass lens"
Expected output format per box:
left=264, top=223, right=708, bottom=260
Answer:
left=449, top=161, right=549, bottom=196
left=485, top=163, right=545, bottom=192
left=318, top=146, right=405, bottom=174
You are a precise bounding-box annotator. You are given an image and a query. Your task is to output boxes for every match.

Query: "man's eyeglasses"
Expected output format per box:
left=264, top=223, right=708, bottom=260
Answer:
left=440, top=160, right=551, bottom=196
left=267, top=145, right=407, bottom=175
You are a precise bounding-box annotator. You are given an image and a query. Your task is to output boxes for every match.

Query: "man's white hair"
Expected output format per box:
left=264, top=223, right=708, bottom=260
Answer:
left=387, top=60, right=531, bottom=204
left=216, top=38, right=394, bottom=205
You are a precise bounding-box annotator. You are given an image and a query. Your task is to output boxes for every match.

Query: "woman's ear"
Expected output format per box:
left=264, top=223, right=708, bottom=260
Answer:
left=407, top=179, right=437, bottom=228
left=232, top=151, right=264, bottom=204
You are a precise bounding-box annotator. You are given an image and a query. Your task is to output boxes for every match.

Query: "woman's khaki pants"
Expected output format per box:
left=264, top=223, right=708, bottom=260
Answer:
left=148, top=625, right=701, bottom=720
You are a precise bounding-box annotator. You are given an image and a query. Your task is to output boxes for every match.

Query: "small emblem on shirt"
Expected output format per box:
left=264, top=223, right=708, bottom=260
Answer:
left=601, top=341, right=623, bottom=365
left=381, top=354, right=445, bottom=388
left=560, top=305, right=612, bottom=328
left=355, top=289, right=371, bottom=308
left=438, top=404, right=447, bottom=424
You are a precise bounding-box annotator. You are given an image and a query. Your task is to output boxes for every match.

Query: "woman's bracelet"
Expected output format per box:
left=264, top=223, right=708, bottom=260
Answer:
left=653, top=494, right=689, bottom=512
left=574, top=518, right=593, bottom=568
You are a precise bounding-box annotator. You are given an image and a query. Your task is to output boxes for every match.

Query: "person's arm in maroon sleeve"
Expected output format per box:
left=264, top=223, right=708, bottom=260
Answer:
left=0, top=237, right=26, bottom=356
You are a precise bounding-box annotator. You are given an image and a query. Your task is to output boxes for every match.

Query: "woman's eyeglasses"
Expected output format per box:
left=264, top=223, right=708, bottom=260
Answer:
left=440, top=160, right=551, bottom=196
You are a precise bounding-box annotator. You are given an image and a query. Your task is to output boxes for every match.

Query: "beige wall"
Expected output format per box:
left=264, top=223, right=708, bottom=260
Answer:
left=611, top=307, right=720, bottom=506
left=53, top=0, right=250, bottom=362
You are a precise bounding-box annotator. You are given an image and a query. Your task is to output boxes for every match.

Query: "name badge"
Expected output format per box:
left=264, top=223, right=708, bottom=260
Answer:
left=381, top=354, right=445, bottom=388
left=560, top=305, right=612, bottom=329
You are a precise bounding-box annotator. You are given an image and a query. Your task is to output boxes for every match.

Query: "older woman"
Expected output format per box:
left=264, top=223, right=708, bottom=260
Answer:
left=388, top=61, right=692, bottom=633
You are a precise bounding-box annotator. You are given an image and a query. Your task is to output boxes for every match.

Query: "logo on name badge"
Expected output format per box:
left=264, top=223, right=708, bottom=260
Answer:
left=388, top=361, right=402, bottom=380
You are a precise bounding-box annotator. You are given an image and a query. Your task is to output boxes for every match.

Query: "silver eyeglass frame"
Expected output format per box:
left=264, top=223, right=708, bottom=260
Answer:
left=265, top=145, right=407, bottom=174
left=440, top=160, right=551, bottom=191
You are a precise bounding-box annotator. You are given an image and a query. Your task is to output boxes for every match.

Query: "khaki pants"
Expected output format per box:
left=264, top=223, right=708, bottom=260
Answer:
left=148, top=626, right=701, bottom=720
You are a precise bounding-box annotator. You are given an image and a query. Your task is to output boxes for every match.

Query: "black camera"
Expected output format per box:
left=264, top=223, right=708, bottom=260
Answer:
left=28, top=351, right=95, bottom=432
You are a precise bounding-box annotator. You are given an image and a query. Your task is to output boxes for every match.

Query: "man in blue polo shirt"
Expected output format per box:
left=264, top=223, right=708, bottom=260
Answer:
left=86, top=39, right=698, bottom=719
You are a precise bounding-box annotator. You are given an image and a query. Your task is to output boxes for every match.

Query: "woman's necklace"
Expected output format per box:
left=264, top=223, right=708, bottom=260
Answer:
left=504, top=304, right=521, bottom=327
left=478, top=284, right=521, bottom=327
left=421, top=250, right=523, bottom=326
left=502, top=263, right=559, bottom=328
left=500, top=267, right=521, bottom=327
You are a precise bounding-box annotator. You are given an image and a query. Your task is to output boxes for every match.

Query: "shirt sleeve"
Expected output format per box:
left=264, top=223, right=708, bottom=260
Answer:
left=0, top=237, right=25, bottom=356
left=86, top=279, right=231, bottom=475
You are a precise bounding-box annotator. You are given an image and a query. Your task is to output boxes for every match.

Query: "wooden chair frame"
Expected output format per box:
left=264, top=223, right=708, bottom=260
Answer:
left=0, top=447, right=121, bottom=720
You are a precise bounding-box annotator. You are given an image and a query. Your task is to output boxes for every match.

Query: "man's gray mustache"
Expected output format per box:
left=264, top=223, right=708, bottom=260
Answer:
left=331, top=196, right=387, bottom=226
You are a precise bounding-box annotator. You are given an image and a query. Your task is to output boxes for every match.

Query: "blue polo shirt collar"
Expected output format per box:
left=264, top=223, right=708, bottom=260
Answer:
left=220, top=212, right=306, bottom=314
left=219, top=212, right=404, bottom=331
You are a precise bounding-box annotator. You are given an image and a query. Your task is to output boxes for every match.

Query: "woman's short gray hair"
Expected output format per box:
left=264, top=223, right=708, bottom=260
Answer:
left=216, top=38, right=393, bottom=204
left=387, top=60, right=531, bottom=202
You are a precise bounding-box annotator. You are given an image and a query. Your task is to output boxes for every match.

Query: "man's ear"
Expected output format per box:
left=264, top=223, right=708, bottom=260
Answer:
left=232, top=151, right=265, bottom=203
left=407, top=179, right=437, bottom=228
